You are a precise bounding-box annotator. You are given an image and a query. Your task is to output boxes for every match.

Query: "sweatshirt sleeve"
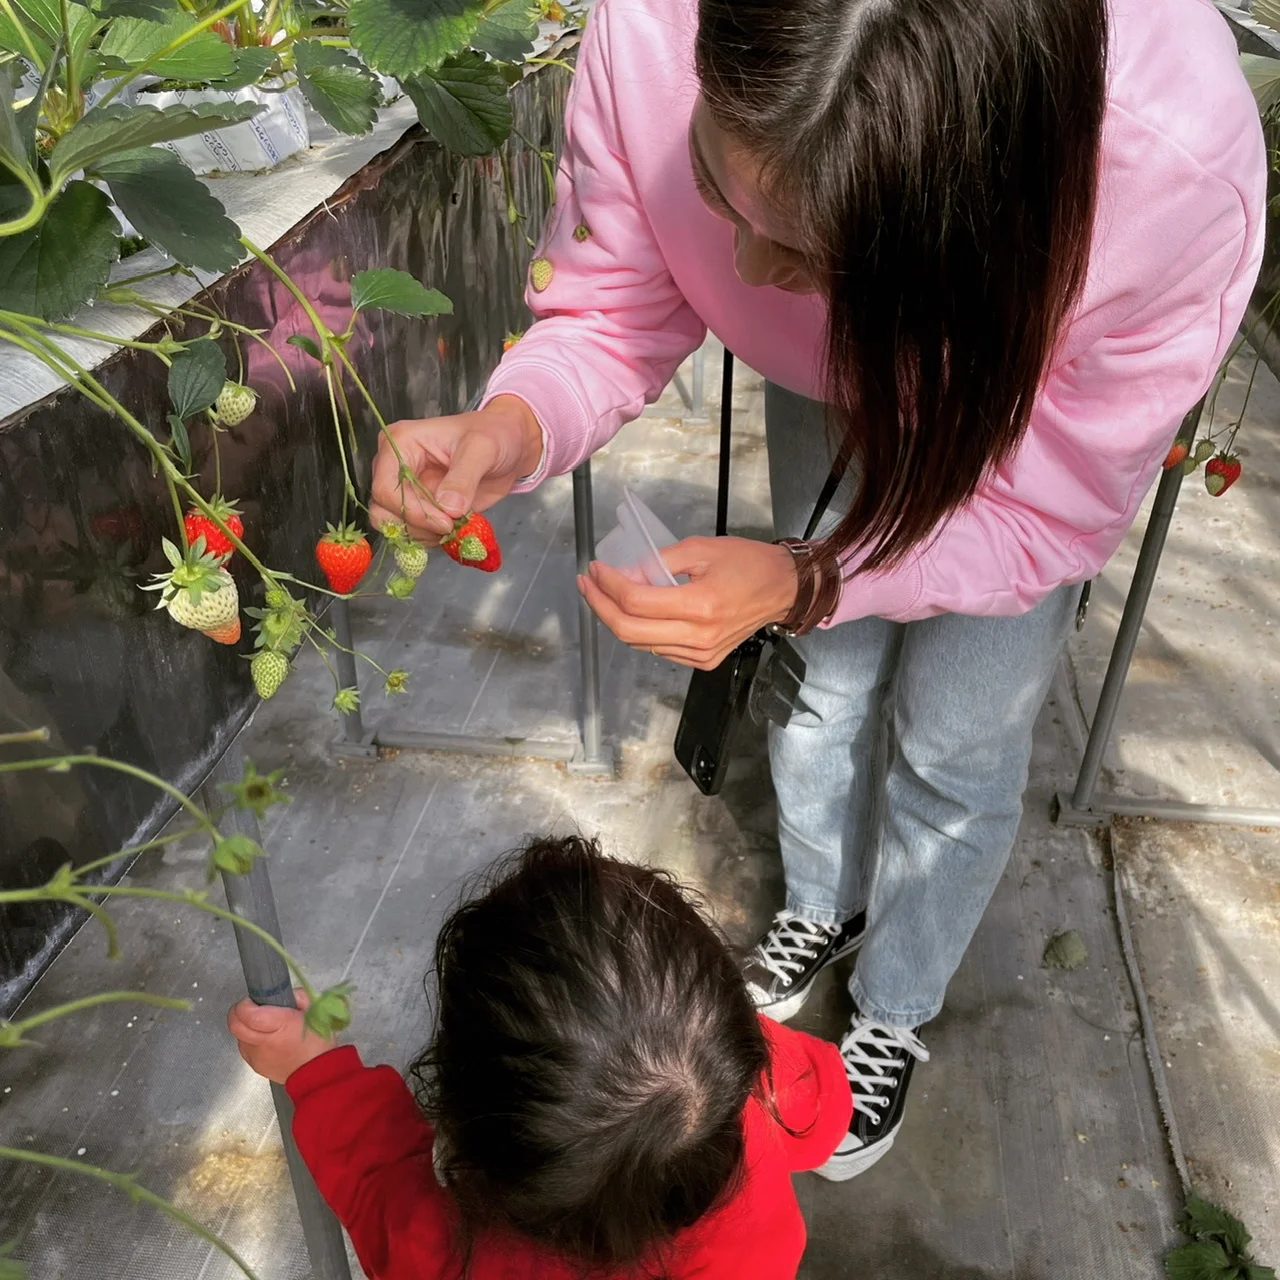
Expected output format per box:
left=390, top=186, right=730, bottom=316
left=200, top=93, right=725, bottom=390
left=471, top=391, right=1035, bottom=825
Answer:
left=758, top=1017, right=853, bottom=1173
left=479, top=4, right=707, bottom=486
left=825, top=109, right=1265, bottom=625
left=286, top=1046, right=457, bottom=1280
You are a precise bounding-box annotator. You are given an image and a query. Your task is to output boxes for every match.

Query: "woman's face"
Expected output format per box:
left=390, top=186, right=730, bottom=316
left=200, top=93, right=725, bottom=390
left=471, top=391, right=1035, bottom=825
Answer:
left=688, top=99, right=818, bottom=295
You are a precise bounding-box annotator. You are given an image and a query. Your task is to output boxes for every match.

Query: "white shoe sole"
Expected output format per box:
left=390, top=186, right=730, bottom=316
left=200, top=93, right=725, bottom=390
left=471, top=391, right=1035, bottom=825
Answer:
left=754, top=933, right=865, bottom=1025
left=814, top=1117, right=902, bottom=1182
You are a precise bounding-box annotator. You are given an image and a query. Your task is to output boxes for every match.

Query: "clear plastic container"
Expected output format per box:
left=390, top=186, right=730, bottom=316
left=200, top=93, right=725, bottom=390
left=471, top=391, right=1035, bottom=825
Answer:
left=595, top=487, right=684, bottom=586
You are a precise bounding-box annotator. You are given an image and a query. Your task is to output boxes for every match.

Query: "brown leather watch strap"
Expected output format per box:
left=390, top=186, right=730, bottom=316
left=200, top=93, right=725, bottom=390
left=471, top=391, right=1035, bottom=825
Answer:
left=772, top=538, right=814, bottom=635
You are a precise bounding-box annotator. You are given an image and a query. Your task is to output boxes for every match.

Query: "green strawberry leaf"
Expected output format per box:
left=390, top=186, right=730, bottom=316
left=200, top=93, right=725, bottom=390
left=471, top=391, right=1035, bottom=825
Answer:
left=1183, top=1198, right=1253, bottom=1255
left=1254, top=0, right=1280, bottom=34
left=14, top=44, right=61, bottom=156
left=0, top=63, right=33, bottom=182
left=350, top=267, right=452, bottom=316
left=94, top=146, right=244, bottom=273
left=286, top=334, right=324, bottom=361
left=0, top=1239, right=28, bottom=1280
left=294, top=39, right=382, bottom=135
left=51, top=102, right=261, bottom=186
left=168, top=337, right=227, bottom=419
left=349, top=0, right=483, bottom=77
left=1245, top=1268, right=1278, bottom=1280
left=403, top=51, right=512, bottom=155
left=470, top=0, right=537, bottom=60
left=1164, top=1241, right=1240, bottom=1280
left=0, top=0, right=100, bottom=63
left=92, top=0, right=179, bottom=19
left=210, top=834, right=265, bottom=877
left=99, top=13, right=234, bottom=80
left=167, top=412, right=192, bottom=472
left=1240, top=53, right=1280, bottom=114
left=213, top=44, right=277, bottom=90
left=305, top=983, right=354, bottom=1036
left=0, top=180, right=119, bottom=320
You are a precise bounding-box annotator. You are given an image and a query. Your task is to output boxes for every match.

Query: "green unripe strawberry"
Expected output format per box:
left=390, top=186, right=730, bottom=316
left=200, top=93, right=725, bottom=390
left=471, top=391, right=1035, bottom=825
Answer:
left=386, top=572, right=416, bottom=600
left=530, top=257, right=554, bottom=292
left=215, top=381, right=257, bottom=426
left=393, top=544, right=428, bottom=579
left=251, top=649, right=289, bottom=699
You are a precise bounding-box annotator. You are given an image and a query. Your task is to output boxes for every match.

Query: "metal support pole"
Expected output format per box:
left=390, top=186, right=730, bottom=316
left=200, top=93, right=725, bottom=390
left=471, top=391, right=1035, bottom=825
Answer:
left=202, top=748, right=353, bottom=1280
left=329, top=597, right=377, bottom=758
left=569, top=461, right=613, bottom=773
left=1060, top=401, right=1203, bottom=816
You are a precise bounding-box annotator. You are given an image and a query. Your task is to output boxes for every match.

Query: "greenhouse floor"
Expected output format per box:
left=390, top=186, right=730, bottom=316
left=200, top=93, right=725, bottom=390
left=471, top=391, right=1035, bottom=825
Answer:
left=1, top=343, right=1277, bottom=1278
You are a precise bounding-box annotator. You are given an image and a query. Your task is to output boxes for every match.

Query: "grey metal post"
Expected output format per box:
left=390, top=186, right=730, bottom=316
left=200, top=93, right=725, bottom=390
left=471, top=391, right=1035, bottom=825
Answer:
left=571, top=461, right=608, bottom=770
left=202, top=748, right=353, bottom=1280
left=1068, top=400, right=1204, bottom=811
left=329, top=597, right=376, bottom=757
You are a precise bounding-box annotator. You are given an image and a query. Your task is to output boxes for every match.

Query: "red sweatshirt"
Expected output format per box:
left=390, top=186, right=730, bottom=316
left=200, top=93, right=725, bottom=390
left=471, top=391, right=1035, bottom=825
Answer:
left=287, top=1017, right=852, bottom=1279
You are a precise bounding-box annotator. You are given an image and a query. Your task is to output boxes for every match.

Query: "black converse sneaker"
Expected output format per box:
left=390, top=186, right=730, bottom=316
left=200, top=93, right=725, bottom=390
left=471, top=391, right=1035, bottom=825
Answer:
left=816, top=1011, right=929, bottom=1181
left=742, top=910, right=866, bottom=1023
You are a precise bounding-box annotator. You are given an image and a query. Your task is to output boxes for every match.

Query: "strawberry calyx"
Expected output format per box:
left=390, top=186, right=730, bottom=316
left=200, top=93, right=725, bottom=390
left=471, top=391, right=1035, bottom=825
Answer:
left=144, top=536, right=230, bottom=608
left=320, top=520, right=367, bottom=547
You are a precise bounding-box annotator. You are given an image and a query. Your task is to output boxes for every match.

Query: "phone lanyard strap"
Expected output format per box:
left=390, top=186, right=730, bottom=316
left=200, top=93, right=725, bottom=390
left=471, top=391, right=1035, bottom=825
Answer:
left=716, top=352, right=848, bottom=634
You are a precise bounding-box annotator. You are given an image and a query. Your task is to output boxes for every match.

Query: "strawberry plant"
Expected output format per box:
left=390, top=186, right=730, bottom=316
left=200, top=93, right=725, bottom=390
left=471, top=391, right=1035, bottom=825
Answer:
left=0, top=728, right=353, bottom=1279
left=1163, top=1196, right=1275, bottom=1280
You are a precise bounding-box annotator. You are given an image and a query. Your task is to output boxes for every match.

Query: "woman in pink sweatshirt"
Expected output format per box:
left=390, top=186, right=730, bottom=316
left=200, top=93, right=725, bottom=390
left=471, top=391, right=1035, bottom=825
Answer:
left=371, top=0, right=1265, bottom=1178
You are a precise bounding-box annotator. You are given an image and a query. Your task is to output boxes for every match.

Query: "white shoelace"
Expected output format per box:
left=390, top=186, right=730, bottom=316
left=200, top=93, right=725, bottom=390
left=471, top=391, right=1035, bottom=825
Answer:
left=838, top=1016, right=930, bottom=1125
left=754, top=911, right=841, bottom=984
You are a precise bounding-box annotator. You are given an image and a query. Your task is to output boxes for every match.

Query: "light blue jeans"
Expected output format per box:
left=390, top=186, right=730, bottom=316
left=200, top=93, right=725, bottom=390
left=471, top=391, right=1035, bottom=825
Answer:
left=765, top=384, right=1081, bottom=1030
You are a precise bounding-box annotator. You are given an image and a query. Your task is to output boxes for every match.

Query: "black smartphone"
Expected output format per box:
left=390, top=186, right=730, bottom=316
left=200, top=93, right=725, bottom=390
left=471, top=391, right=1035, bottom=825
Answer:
left=674, top=632, right=766, bottom=796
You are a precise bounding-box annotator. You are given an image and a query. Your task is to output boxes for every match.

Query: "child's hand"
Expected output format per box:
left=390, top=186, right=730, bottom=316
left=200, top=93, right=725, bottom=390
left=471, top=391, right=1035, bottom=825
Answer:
left=227, top=990, right=334, bottom=1084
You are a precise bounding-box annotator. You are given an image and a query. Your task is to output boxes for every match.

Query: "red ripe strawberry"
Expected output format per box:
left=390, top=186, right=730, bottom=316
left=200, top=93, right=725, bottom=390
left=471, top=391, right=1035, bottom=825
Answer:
left=441, top=512, right=502, bottom=573
left=1204, top=453, right=1242, bottom=497
left=184, top=498, right=244, bottom=559
left=1163, top=442, right=1189, bottom=470
left=315, top=522, right=373, bottom=593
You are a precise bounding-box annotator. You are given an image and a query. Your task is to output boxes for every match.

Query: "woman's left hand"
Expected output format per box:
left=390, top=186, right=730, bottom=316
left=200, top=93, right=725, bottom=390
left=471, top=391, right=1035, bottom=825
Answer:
left=578, top=536, right=798, bottom=670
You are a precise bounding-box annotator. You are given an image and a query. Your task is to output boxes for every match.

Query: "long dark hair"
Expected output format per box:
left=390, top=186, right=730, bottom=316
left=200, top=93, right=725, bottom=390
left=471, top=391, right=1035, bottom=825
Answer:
left=408, top=835, right=769, bottom=1275
left=696, top=0, right=1107, bottom=574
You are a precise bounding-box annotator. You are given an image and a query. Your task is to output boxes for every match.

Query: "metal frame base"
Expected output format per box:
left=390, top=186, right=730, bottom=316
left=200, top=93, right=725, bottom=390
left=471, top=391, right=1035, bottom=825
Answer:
left=331, top=728, right=378, bottom=759
left=368, top=726, right=618, bottom=776
left=372, top=727, right=574, bottom=763
left=566, top=745, right=618, bottom=777
left=1052, top=791, right=1280, bottom=829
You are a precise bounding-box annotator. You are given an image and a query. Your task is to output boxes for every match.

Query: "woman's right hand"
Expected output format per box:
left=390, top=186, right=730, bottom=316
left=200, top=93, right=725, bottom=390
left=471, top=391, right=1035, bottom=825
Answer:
left=369, top=394, right=544, bottom=539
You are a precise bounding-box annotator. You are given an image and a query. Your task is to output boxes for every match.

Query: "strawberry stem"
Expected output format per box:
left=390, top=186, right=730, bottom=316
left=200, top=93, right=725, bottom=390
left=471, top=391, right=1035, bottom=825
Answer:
left=324, top=363, right=356, bottom=522
left=240, top=240, right=452, bottom=523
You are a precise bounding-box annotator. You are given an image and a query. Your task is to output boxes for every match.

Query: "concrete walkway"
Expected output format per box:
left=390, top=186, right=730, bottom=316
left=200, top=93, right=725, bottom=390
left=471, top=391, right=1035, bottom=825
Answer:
left=1, top=342, right=1275, bottom=1277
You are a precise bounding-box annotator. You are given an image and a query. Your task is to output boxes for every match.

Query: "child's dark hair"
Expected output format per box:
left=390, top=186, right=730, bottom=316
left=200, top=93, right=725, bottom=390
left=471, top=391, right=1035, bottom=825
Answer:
left=408, top=835, right=770, bottom=1274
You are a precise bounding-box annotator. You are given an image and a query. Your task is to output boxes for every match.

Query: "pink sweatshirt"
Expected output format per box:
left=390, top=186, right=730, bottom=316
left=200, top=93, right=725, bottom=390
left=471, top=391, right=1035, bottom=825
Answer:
left=483, top=0, right=1265, bottom=623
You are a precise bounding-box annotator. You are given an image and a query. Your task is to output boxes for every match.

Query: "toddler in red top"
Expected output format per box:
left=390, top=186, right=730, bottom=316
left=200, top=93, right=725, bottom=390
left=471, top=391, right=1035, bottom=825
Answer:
left=227, top=836, right=852, bottom=1279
